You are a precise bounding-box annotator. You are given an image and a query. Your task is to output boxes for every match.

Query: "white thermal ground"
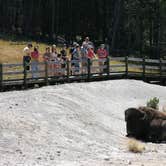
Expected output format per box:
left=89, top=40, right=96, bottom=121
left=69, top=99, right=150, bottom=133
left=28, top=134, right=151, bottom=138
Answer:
left=0, top=80, right=166, bottom=166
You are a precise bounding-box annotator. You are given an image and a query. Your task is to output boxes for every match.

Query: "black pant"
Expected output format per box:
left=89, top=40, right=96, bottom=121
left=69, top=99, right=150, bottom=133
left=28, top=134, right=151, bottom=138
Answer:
left=23, top=56, right=31, bottom=71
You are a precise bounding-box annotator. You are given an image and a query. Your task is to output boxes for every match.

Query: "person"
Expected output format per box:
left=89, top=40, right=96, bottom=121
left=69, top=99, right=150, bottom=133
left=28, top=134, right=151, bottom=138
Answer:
left=82, top=37, right=94, bottom=49
left=60, top=44, right=67, bottom=70
left=55, top=54, right=63, bottom=76
left=31, top=46, right=40, bottom=78
left=43, top=47, right=51, bottom=62
left=81, top=43, right=88, bottom=74
left=23, top=43, right=32, bottom=71
left=70, top=42, right=77, bottom=73
left=72, top=44, right=81, bottom=74
left=43, top=46, right=52, bottom=76
left=50, top=45, right=58, bottom=76
left=97, top=44, right=108, bottom=73
left=87, top=45, right=95, bottom=59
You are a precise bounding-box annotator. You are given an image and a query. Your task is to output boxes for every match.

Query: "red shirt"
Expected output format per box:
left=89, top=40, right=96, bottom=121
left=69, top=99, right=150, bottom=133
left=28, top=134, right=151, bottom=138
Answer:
left=31, top=51, right=39, bottom=60
left=87, top=49, right=95, bottom=59
left=97, top=48, right=108, bottom=59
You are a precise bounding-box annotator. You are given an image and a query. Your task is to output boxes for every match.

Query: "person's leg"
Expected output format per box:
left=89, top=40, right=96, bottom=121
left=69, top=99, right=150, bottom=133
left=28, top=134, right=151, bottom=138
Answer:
left=99, top=60, right=102, bottom=74
left=31, top=61, right=37, bottom=78
left=34, top=61, right=39, bottom=78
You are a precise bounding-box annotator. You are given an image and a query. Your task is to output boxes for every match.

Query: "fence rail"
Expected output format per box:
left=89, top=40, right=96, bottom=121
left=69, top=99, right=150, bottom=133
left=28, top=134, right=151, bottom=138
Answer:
left=0, top=57, right=166, bottom=91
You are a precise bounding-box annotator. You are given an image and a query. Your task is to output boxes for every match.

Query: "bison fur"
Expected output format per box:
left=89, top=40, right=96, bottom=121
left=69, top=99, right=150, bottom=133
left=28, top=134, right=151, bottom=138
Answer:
left=125, top=106, right=166, bottom=143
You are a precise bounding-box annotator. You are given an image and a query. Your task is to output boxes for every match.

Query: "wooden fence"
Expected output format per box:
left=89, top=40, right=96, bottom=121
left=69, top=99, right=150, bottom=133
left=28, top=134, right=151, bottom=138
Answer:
left=0, top=57, right=166, bottom=91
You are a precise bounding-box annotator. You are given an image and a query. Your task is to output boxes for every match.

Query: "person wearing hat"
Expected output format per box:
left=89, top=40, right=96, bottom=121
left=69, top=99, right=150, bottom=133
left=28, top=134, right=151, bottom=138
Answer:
left=97, top=44, right=108, bottom=74
left=82, top=37, right=94, bottom=50
left=23, top=43, right=33, bottom=71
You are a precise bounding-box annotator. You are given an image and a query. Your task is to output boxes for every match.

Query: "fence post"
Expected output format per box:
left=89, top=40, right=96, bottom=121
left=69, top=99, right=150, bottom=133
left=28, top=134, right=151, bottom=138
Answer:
left=67, top=60, right=70, bottom=83
left=23, top=62, right=27, bottom=88
left=45, top=61, right=49, bottom=85
left=106, top=57, right=110, bottom=77
left=0, top=64, right=3, bottom=90
left=87, top=58, right=91, bottom=82
left=159, top=58, right=163, bottom=84
left=142, top=57, right=146, bottom=81
left=125, top=56, right=128, bottom=78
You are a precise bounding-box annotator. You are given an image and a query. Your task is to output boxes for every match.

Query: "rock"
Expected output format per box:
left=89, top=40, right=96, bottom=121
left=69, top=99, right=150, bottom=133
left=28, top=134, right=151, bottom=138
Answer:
left=57, top=151, right=61, bottom=156
left=128, top=160, right=132, bottom=165
left=104, top=158, right=110, bottom=161
left=16, top=149, right=22, bottom=154
left=37, top=157, right=42, bottom=160
left=49, top=155, right=54, bottom=160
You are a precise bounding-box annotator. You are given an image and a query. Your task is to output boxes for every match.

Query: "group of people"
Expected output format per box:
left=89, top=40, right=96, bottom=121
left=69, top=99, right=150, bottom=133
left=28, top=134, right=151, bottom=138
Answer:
left=23, top=43, right=68, bottom=78
left=69, top=36, right=109, bottom=74
left=22, top=37, right=109, bottom=78
left=23, top=43, right=40, bottom=78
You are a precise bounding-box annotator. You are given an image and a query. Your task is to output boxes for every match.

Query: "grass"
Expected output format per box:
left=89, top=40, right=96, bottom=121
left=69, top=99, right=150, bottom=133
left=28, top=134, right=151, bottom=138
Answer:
left=0, top=39, right=58, bottom=63
left=128, top=139, right=145, bottom=153
left=0, top=39, right=56, bottom=80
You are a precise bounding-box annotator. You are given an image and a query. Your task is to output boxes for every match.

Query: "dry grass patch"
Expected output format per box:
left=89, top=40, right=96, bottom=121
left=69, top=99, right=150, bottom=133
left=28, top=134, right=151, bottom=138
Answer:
left=0, top=39, right=52, bottom=63
left=128, top=138, right=146, bottom=153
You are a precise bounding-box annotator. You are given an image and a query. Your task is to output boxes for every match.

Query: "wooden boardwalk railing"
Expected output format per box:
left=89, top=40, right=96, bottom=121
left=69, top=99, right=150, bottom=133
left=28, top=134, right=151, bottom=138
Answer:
left=0, top=57, right=166, bottom=91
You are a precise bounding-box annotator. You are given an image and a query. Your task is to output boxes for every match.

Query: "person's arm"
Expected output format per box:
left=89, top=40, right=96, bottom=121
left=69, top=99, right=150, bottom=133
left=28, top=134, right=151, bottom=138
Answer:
left=104, top=50, right=108, bottom=58
left=97, top=49, right=100, bottom=57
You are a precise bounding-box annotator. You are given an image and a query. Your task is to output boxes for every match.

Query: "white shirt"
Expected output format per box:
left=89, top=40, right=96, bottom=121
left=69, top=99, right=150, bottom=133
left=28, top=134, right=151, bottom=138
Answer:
left=23, top=46, right=30, bottom=56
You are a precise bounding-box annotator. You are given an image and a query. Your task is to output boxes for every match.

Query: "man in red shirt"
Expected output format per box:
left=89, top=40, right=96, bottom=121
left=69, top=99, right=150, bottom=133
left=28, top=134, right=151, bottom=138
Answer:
left=97, top=44, right=108, bottom=74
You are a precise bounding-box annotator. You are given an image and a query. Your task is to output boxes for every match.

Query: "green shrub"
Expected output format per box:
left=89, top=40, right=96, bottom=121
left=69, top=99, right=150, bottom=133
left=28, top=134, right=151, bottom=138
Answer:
left=146, top=97, right=159, bottom=109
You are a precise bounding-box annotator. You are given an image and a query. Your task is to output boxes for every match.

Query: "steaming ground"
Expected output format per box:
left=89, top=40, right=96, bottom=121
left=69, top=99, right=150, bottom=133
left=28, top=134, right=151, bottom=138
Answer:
left=0, top=80, right=166, bottom=166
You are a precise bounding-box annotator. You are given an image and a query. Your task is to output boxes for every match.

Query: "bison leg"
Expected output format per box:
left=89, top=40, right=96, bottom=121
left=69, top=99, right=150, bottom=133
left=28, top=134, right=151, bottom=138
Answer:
left=149, top=119, right=163, bottom=143
left=161, top=120, right=166, bottom=143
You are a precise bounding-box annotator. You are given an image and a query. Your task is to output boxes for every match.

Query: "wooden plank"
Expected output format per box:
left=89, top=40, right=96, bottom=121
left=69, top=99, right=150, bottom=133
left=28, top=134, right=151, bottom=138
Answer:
left=3, top=63, right=23, bottom=67
left=92, top=58, right=107, bottom=63
left=145, top=66, right=160, bottom=70
left=27, top=70, right=45, bottom=74
left=111, top=64, right=125, bottom=67
left=162, top=60, right=166, bottom=64
left=145, top=59, right=160, bottom=63
left=3, top=71, right=23, bottom=75
left=0, top=64, right=3, bottom=89
left=91, top=65, right=107, bottom=70
left=110, top=68, right=126, bottom=72
left=110, top=57, right=125, bottom=61
left=128, top=57, right=143, bottom=62
left=128, top=64, right=143, bottom=69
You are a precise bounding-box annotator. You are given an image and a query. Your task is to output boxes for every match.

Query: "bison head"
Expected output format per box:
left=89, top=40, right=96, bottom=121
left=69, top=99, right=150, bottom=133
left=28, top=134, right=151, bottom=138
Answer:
left=125, top=108, right=147, bottom=122
left=125, top=108, right=149, bottom=141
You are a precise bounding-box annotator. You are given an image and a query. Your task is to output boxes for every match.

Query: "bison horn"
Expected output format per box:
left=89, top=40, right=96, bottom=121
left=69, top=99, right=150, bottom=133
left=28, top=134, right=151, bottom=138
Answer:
left=140, top=111, right=147, bottom=120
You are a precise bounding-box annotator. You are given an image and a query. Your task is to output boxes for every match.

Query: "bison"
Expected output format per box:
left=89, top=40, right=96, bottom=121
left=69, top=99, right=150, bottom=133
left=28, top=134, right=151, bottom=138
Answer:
left=125, top=106, right=166, bottom=143
left=148, top=118, right=166, bottom=143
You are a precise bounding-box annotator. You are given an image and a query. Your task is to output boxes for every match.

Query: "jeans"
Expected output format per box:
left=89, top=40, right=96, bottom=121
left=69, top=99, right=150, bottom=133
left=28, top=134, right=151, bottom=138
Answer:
left=31, top=61, right=38, bottom=78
